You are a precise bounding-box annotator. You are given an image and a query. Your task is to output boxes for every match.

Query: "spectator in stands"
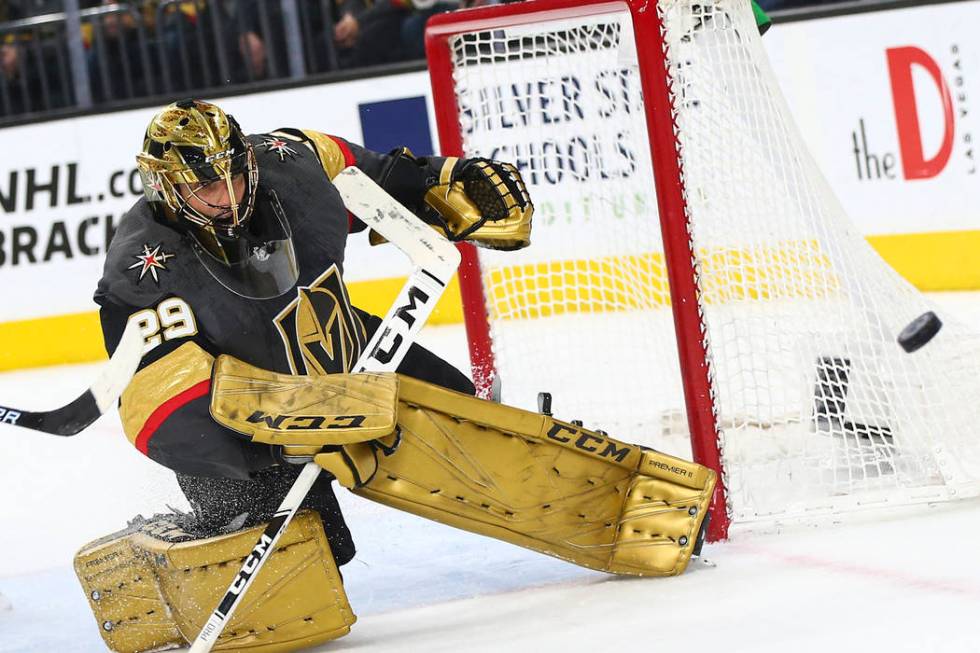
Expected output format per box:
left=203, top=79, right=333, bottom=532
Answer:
left=333, top=0, right=406, bottom=68
left=398, top=0, right=459, bottom=61
left=234, top=0, right=275, bottom=80
left=85, top=0, right=150, bottom=102
left=233, top=0, right=366, bottom=79
left=85, top=1, right=205, bottom=100
left=0, top=45, right=19, bottom=116
left=0, top=0, right=80, bottom=117
left=0, top=44, right=16, bottom=81
left=149, top=1, right=211, bottom=92
left=335, top=0, right=459, bottom=69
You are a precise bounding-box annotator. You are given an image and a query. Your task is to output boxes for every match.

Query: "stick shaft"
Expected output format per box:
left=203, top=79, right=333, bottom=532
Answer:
left=0, top=318, right=144, bottom=436
left=189, top=461, right=321, bottom=652
left=189, top=268, right=446, bottom=652
left=189, top=168, right=459, bottom=652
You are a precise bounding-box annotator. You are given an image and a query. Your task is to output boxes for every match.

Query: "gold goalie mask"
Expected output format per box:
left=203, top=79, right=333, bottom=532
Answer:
left=136, top=99, right=299, bottom=299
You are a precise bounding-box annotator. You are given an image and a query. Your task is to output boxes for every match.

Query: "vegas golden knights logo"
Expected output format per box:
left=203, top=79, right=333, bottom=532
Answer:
left=274, top=265, right=366, bottom=375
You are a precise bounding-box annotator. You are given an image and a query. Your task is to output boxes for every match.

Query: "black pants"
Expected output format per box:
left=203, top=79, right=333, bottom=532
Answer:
left=177, top=311, right=475, bottom=566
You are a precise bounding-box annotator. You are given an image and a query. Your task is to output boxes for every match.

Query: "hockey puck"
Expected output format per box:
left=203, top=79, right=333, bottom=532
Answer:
left=897, top=311, right=942, bottom=353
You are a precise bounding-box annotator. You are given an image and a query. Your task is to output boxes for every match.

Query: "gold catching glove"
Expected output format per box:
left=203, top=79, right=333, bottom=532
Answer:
left=423, top=157, right=533, bottom=250
left=368, top=148, right=532, bottom=249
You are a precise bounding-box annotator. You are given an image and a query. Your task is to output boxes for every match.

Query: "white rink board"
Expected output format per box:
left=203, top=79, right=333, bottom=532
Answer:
left=2, top=1, right=980, bottom=325
left=0, top=72, right=439, bottom=322
left=764, top=3, right=980, bottom=234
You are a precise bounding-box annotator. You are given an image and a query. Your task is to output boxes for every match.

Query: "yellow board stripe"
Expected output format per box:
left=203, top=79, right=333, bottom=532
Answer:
left=0, top=276, right=464, bottom=372
left=482, top=230, right=980, bottom=319
left=2, top=229, right=979, bottom=371
left=0, top=311, right=106, bottom=371
left=483, top=239, right=839, bottom=319
left=865, top=230, right=980, bottom=291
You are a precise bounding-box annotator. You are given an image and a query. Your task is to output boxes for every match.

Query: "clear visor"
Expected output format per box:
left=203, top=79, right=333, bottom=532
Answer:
left=191, top=191, right=299, bottom=299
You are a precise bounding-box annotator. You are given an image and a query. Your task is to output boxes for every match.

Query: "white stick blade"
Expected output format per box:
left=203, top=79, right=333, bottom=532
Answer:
left=91, top=318, right=145, bottom=413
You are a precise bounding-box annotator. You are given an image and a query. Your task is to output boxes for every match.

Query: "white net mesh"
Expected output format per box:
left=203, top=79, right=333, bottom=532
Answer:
left=448, top=10, right=686, bottom=442
left=441, top=0, right=980, bottom=528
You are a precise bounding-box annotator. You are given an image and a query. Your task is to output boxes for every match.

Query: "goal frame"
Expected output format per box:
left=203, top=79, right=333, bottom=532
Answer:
left=425, top=0, right=731, bottom=541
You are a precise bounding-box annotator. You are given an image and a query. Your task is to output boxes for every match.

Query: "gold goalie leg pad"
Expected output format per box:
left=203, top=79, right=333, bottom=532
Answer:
left=73, top=510, right=355, bottom=653
left=353, top=376, right=717, bottom=577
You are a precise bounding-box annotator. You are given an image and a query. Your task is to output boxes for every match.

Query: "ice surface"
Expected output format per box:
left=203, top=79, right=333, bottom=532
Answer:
left=2, top=309, right=980, bottom=652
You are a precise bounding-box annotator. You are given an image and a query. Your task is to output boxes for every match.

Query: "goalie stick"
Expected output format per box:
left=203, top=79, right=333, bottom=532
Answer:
left=189, top=166, right=462, bottom=653
left=0, top=318, right=144, bottom=436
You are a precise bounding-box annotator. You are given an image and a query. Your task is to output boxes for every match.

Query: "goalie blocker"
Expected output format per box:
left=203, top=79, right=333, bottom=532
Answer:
left=76, top=357, right=715, bottom=652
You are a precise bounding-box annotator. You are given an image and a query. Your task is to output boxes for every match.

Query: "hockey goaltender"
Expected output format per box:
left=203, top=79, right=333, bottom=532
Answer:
left=72, top=100, right=716, bottom=652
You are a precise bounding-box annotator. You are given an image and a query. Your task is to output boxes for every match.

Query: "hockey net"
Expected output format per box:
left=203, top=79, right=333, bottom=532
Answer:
left=425, top=0, right=980, bottom=539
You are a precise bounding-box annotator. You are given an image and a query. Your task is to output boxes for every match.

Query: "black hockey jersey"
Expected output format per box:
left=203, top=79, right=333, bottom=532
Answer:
left=95, top=130, right=473, bottom=482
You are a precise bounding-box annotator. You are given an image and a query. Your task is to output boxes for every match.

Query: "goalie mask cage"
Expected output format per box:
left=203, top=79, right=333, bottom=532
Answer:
left=425, top=0, right=980, bottom=541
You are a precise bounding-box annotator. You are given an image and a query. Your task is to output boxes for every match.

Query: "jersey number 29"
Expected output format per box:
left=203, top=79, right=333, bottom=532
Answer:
left=130, top=297, right=198, bottom=353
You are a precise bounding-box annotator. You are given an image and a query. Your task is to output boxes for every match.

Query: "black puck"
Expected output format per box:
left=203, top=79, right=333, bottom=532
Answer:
left=897, top=311, right=942, bottom=353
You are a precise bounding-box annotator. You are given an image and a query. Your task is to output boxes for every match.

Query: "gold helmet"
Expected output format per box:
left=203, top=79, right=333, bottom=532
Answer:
left=136, top=99, right=298, bottom=299
left=137, top=98, right=258, bottom=234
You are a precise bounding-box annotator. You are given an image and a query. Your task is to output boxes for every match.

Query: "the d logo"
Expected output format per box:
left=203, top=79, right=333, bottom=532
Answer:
left=886, top=46, right=955, bottom=180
